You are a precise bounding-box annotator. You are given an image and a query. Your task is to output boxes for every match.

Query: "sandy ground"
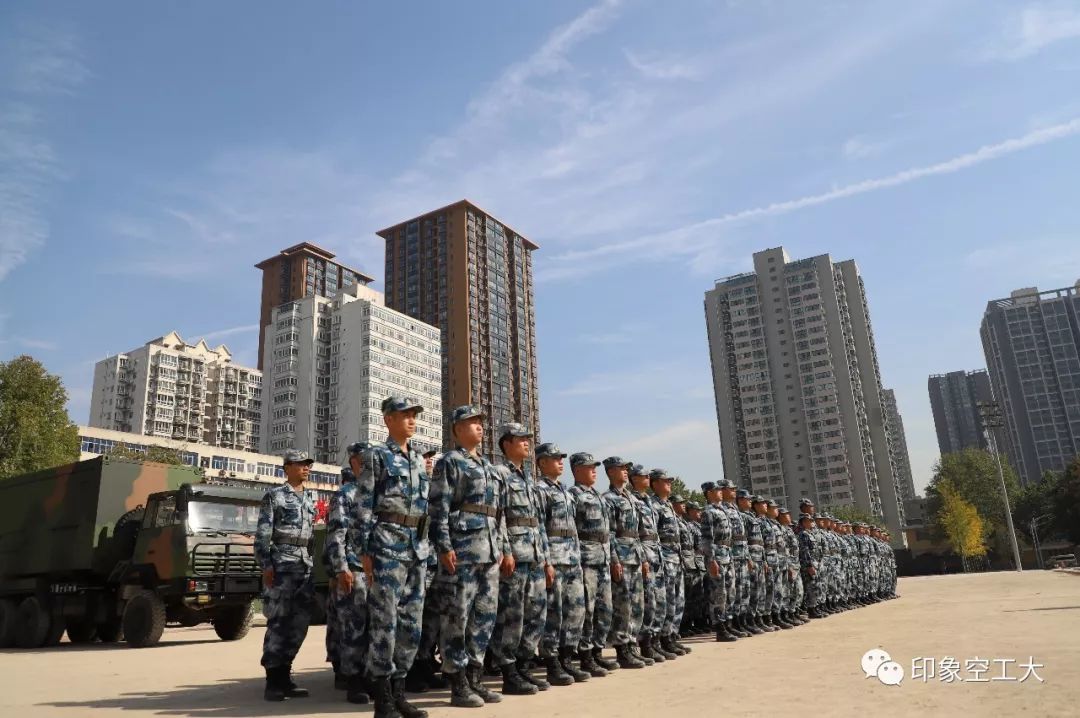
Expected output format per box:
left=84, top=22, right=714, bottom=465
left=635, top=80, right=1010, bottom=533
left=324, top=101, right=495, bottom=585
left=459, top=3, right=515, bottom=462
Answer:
left=3, top=570, right=1078, bottom=718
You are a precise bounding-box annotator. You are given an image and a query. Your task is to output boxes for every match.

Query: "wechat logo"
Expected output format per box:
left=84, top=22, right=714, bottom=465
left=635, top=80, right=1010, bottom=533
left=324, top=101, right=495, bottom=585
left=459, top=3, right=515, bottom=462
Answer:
left=862, top=648, right=904, bottom=686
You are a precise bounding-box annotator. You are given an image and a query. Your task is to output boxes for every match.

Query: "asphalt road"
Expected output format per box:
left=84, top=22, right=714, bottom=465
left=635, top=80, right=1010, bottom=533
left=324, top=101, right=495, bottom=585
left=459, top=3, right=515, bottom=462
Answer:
left=4, top=570, right=1078, bottom=717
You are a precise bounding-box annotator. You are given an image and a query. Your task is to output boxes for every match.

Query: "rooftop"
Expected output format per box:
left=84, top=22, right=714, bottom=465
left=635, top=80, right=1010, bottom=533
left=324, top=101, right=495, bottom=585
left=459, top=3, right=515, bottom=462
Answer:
left=375, top=199, right=540, bottom=251
left=254, top=241, right=376, bottom=283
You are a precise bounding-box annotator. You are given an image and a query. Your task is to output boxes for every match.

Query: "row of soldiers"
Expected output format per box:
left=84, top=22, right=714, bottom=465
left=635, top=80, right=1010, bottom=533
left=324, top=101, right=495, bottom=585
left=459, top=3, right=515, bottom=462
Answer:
left=254, top=396, right=898, bottom=717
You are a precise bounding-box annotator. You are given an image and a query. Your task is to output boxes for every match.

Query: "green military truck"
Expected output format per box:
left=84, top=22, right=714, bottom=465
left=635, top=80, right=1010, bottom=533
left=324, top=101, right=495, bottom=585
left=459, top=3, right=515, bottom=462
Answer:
left=0, top=457, right=267, bottom=648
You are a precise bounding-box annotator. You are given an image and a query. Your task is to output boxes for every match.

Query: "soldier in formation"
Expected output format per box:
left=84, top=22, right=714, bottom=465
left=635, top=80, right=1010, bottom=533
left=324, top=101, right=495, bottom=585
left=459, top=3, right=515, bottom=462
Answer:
left=261, top=395, right=899, bottom=711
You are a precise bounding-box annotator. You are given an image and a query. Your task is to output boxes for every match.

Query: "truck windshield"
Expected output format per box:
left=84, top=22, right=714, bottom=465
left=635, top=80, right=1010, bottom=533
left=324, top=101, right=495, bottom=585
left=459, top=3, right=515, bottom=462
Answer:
left=187, top=501, right=261, bottom=533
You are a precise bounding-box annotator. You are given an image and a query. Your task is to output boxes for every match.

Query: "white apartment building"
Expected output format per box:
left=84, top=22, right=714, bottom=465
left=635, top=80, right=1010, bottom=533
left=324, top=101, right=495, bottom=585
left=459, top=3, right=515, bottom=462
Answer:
left=260, top=283, right=442, bottom=464
left=704, top=247, right=906, bottom=544
left=89, top=332, right=262, bottom=452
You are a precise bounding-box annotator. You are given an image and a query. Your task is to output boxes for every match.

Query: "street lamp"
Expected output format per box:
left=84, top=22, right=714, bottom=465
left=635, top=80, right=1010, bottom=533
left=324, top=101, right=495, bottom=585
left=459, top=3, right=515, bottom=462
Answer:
left=1030, top=513, right=1053, bottom=570
left=977, top=401, right=1023, bottom=572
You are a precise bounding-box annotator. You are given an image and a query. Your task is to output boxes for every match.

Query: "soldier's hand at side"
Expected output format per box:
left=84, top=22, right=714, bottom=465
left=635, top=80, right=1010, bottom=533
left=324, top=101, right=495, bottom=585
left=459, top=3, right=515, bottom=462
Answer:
left=337, top=571, right=354, bottom=595
left=262, top=567, right=274, bottom=588
left=748, top=560, right=755, bottom=571
left=501, top=554, right=516, bottom=578
left=611, top=562, right=623, bottom=583
left=708, top=560, right=720, bottom=578
left=643, top=561, right=650, bottom=579
left=441, top=550, right=457, bottom=575
left=361, top=555, right=375, bottom=585
left=807, top=566, right=816, bottom=576
left=544, top=564, right=555, bottom=588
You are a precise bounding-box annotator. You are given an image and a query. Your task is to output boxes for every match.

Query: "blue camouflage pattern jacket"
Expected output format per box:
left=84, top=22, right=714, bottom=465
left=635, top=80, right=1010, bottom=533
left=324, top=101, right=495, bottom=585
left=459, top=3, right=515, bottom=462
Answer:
left=325, top=480, right=361, bottom=575
left=430, top=447, right=509, bottom=565
left=569, top=483, right=615, bottom=567
left=255, top=483, right=316, bottom=574
left=356, top=438, right=432, bottom=562
left=701, top=502, right=733, bottom=565
left=536, top=474, right=581, bottom=567
left=631, top=489, right=663, bottom=567
left=742, top=510, right=765, bottom=562
left=602, top=486, right=645, bottom=568
left=497, top=460, right=549, bottom=565
left=652, top=495, right=682, bottom=568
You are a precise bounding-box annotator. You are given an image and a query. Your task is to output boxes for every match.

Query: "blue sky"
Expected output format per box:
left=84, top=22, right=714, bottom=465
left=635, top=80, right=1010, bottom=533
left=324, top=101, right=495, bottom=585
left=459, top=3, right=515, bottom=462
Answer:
left=3, top=0, right=1080, bottom=495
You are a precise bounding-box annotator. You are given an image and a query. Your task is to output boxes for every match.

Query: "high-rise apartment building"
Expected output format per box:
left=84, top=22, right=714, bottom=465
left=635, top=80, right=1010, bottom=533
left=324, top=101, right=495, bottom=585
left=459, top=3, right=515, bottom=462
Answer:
left=927, top=369, right=996, bottom=456
left=704, top=247, right=905, bottom=542
left=260, top=283, right=442, bottom=464
left=882, top=388, right=916, bottom=501
left=254, top=242, right=376, bottom=369
left=377, top=200, right=539, bottom=455
left=89, top=332, right=262, bottom=452
left=980, top=283, right=1080, bottom=486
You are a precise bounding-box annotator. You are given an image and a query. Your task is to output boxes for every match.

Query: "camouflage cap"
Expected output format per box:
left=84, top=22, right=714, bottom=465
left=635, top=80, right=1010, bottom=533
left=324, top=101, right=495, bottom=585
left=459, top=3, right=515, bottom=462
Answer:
left=717, top=478, right=736, bottom=489
left=422, top=449, right=439, bottom=458
left=497, top=422, right=532, bottom=440
left=687, top=502, right=703, bottom=511
left=670, top=494, right=686, bottom=504
left=450, top=404, right=484, bottom=424
left=569, top=452, right=601, bottom=468
left=751, top=494, right=767, bottom=504
left=629, top=463, right=648, bottom=477
left=602, top=456, right=632, bottom=468
left=381, top=396, right=424, bottom=415
left=766, top=499, right=778, bottom=508
left=798, top=497, right=815, bottom=507
left=799, top=513, right=815, bottom=522
left=701, top=481, right=717, bottom=493
left=648, top=468, right=671, bottom=481
left=347, top=441, right=374, bottom=456
left=535, top=442, right=567, bottom=459
left=735, top=488, right=751, bottom=499
left=283, top=449, right=315, bottom=465
left=777, top=507, right=790, bottom=515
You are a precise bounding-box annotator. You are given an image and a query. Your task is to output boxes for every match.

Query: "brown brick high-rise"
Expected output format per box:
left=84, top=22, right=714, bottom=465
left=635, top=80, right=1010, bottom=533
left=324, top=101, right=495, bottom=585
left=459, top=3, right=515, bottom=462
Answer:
left=378, top=200, right=540, bottom=454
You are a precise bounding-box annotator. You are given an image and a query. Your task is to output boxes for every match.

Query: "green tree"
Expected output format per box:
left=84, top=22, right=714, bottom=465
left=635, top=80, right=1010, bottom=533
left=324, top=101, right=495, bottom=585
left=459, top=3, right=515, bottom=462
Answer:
left=106, top=442, right=187, bottom=466
left=1050, top=458, right=1080, bottom=544
left=1012, top=470, right=1062, bottom=545
left=926, top=448, right=1020, bottom=557
left=0, top=355, right=79, bottom=479
left=936, top=480, right=987, bottom=571
left=670, top=476, right=705, bottom=506
left=824, top=504, right=882, bottom=527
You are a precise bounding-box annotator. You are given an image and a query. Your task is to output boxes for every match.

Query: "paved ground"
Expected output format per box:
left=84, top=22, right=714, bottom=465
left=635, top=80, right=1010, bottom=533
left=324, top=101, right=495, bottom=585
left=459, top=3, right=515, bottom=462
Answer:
left=4, top=570, right=1078, bottom=717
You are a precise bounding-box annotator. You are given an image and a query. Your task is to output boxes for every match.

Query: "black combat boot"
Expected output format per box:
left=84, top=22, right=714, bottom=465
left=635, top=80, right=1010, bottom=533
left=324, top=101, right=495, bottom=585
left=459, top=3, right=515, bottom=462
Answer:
left=544, top=654, right=575, bottom=686
left=641, top=636, right=666, bottom=663
left=263, top=666, right=287, bottom=702
left=726, top=618, right=748, bottom=638
left=448, top=670, right=484, bottom=708
left=673, top=633, right=692, bottom=654
left=373, top=677, right=404, bottom=718
left=517, top=657, right=550, bottom=691
left=483, top=652, right=501, bottom=677
left=659, top=634, right=683, bottom=657
left=392, top=678, right=428, bottom=718
left=559, top=646, right=590, bottom=681
left=467, top=663, right=503, bottom=703
left=593, top=647, right=619, bottom=671
left=282, top=664, right=309, bottom=698
left=346, top=674, right=370, bottom=704
left=630, top=639, right=654, bottom=666
left=616, top=643, right=646, bottom=668
left=578, top=648, right=608, bottom=677
left=742, top=615, right=763, bottom=635
left=500, top=663, right=537, bottom=695
left=715, top=622, right=737, bottom=642
left=404, top=660, right=430, bottom=693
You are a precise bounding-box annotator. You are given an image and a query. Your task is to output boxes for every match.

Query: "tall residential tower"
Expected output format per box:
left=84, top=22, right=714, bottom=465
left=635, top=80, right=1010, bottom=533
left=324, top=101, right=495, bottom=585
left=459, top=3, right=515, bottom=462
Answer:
left=927, top=369, right=996, bottom=456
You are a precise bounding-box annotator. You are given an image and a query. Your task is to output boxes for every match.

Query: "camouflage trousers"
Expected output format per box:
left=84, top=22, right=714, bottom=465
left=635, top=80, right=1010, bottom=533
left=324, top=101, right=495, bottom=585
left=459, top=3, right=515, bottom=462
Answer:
left=261, top=571, right=314, bottom=668
left=763, top=559, right=779, bottom=614
left=328, top=570, right=369, bottom=677
left=641, top=562, right=666, bottom=639
left=609, top=563, right=644, bottom=646
left=542, top=563, right=585, bottom=657
left=733, top=558, right=751, bottom=616
left=788, top=568, right=804, bottom=612
left=770, top=563, right=789, bottom=613
left=326, top=577, right=339, bottom=667
left=579, top=563, right=613, bottom=651
left=366, top=554, right=427, bottom=679
left=489, top=561, right=547, bottom=666
left=661, top=563, right=682, bottom=636
left=677, top=569, right=700, bottom=631
left=439, top=562, right=500, bottom=674
left=707, top=561, right=734, bottom=624
left=748, top=559, right=766, bottom=616
left=417, top=571, right=452, bottom=661
left=801, top=569, right=820, bottom=608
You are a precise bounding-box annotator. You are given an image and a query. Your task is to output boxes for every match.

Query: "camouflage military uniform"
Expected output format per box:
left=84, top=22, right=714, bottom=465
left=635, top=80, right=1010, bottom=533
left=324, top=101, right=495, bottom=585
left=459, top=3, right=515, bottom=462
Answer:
left=652, top=494, right=682, bottom=640
left=570, top=481, right=615, bottom=653
left=356, top=438, right=431, bottom=679
left=742, top=508, right=765, bottom=618
left=602, top=485, right=645, bottom=648
left=256, top=482, right=316, bottom=669
left=489, top=460, right=549, bottom=668
left=778, top=520, right=803, bottom=614
left=722, top=499, right=748, bottom=622
left=675, top=512, right=698, bottom=632
left=537, top=474, right=585, bottom=657
left=701, top=499, right=733, bottom=625
left=325, top=474, right=368, bottom=679
left=798, top=520, right=820, bottom=610
left=760, top=513, right=783, bottom=615
left=430, top=446, right=508, bottom=675
left=631, top=488, right=665, bottom=641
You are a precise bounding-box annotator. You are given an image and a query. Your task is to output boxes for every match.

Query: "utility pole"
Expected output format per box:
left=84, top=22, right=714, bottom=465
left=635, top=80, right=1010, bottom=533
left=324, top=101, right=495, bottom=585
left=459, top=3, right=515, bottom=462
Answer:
left=1030, top=513, right=1053, bottom=570
left=978, top=401, right=1023, bottom=572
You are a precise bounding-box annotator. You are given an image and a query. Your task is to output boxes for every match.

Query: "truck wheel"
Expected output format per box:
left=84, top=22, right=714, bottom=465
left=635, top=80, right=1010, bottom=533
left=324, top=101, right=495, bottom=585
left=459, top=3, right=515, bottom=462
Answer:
left=15, top=596, right=50, bottom=648
left=213, top=602, right=254, bottom=641
left=66, top=620, right=98, bottom=644
left=122, top=590, right=166, bottom=648
left=0, top=599, right=18, bottom=647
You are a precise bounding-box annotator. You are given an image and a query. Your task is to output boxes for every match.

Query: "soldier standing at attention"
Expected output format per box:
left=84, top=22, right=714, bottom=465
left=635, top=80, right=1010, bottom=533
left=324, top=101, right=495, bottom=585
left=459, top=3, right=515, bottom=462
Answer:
left=534, top=442, right=586, bottom=686
left=601, top=457, right=647, bottom=669
left=776, top=508, right=806, bottom=625
left=431, top=405, right=511, bottom=708
left=717, top=480, right=749, bottom=638
left=628, top=464, right=664, bottom=665
left=406, top=450, right=449, bottom=694
left=568, top=452, right=616, bottom=678
left=650, top=470, right=687, bottom=657
left=684, top=502, right=708, bottom=635
left=737, top=490, right=771, bottom=634
left=670, top=494, right=696, bottom=639
left=356, top=397, right=432, bottom=718
left=489, top=423, right=552, bottom=696
left=763, top=500, right=794, bottom=629
left=256, top=449, right=317, bottom=702
left=701, top=482, right=736, bottom=642
left=796, top=513, right=822, bottom=618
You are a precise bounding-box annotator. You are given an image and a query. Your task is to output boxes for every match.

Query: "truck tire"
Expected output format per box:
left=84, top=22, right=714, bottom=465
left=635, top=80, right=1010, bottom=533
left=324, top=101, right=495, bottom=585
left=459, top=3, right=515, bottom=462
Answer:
left=0, top=599, right=18, bottom=647
left=122, top=590, right=166, bottom=648
left=15, top=596, right=50, bottom=648
left=66, top=620, right=98, bottom=644
left=213, top=602, right=254, bottom=641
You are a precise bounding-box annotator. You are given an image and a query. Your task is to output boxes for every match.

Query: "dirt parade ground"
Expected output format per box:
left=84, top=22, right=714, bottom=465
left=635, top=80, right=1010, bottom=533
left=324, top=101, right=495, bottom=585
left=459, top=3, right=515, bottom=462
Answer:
left=3, top=571, right=1078, bottom=718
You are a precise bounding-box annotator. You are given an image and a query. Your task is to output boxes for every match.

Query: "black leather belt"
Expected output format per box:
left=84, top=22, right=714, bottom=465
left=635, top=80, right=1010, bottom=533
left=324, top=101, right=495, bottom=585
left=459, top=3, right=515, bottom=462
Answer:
left=616, top=529, right=639, bottom=539
left=548, top=529, right=576, bottom=538
left=460, top=503, right=498, bottom=518
left=578, top=530, right=610, bottom=543
left=377, top=512, right=423, bottom=528
left=274, top=536, right=309, bottom=547
left=506, top=517, right=538, bottom=528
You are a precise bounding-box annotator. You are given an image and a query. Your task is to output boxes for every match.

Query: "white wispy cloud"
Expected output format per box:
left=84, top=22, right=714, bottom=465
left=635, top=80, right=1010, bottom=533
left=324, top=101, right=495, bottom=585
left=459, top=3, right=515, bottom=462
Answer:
left=842, top=134, right=893, bottom=160
left=540, top=117, right=1080, bottom=279
left=985, top=3, right=1080, bottom=61
left=624, top=50, right=702, bottom=80
left=195, top=324, right=260, bottom=342
left=0, top=22, right=88, bottom=283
